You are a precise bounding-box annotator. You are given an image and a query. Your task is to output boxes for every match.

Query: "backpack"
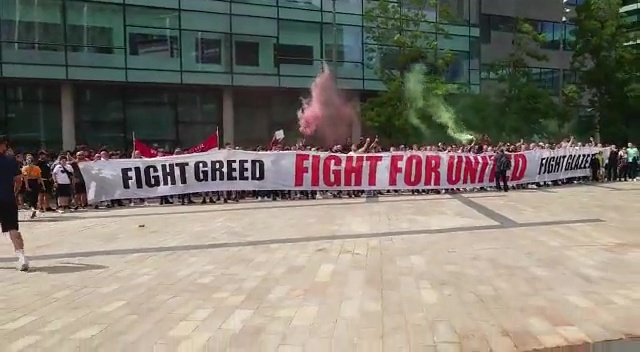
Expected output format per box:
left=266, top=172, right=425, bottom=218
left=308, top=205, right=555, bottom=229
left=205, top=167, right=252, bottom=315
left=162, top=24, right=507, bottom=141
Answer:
left=497, top=154, right=511, bottom=171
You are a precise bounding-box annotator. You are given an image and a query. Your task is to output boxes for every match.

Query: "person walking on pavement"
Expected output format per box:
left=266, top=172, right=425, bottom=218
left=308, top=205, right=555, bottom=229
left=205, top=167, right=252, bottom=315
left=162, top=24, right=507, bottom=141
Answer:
left=0, top=136, right=29, bottom=271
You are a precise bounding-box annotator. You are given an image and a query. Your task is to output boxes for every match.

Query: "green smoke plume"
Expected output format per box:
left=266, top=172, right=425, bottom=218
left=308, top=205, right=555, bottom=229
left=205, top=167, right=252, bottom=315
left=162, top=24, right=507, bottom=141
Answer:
left=404, top=65, right=475, bottom=143
left=404, top=64, right=430, bottom=138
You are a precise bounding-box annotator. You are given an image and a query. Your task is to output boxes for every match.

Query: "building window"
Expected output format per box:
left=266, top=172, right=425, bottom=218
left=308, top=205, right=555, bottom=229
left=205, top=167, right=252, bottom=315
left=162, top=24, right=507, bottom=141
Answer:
left=75, top=86, right=126, bottom=149
left=481, top=14, right=576, bottom=51
left=485, top=14, right=515, bottom=32
left=528, top=67, right=560, bottom=92
left=0, top=20, right=64, bottom=52
left=66, top=25, right=114, bottom=54
left=323, top=44, right=345, bottom=62
left=379, top=46, right=401, bottom=71
left=564, top=24, right=577, bottom=50
left=274, top=44, right=314, bottom=65
left=234, top=41, right=260, bottom=66
left=128, top=33, right=179, bottom=57
left=4, top=84, right=63, bottom=150
left=196, top=37, right=221, bottom=64
left=125, top=88, right=177, bottom=143
left=563, top=70, right=580, bottom=85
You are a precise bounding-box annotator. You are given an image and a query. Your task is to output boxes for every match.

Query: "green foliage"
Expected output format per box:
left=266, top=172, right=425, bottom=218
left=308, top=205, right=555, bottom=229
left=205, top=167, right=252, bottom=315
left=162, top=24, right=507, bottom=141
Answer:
left=360, top=0, right=458, bottom=144
left=571, top=0, right=638, bottom=143
left=360, top=79, right=415, bottom=143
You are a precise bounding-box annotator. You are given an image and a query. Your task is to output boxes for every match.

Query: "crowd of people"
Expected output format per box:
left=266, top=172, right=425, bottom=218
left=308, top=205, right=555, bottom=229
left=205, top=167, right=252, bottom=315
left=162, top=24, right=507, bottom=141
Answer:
left=0, top=134, right=639, bottom=272
left=7, top=136, right=640, bottom=212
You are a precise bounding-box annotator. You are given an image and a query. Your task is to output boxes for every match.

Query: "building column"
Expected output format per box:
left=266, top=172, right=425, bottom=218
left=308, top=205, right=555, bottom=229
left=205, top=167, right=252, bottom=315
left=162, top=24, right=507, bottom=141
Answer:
left=61, top=83, right=76, bottom=151
left=222, top=88, right=234, bottom=146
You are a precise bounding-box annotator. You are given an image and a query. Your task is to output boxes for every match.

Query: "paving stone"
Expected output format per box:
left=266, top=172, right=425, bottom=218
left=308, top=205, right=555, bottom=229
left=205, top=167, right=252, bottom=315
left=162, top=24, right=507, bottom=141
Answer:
left=0, top=184, right=639, bottom=351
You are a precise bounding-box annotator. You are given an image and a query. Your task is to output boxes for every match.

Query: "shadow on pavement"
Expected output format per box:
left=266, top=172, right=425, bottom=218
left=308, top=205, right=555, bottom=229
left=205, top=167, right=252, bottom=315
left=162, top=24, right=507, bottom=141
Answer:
left=21, top=216, right=85, bottom=223
left=0, top=262, right=108, bottom=274
left=52, top=194, right=507, bottom=221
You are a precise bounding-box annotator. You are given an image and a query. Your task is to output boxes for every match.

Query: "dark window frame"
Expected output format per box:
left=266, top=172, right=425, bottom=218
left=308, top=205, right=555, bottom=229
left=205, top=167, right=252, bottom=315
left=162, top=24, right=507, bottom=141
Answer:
left=234, top=40, right=260, bottom=67
left=128, top=32, right=179, bottom=58
left=195, top=37, right=222, bottom=65
left=274, top=43, right=314, bottom=66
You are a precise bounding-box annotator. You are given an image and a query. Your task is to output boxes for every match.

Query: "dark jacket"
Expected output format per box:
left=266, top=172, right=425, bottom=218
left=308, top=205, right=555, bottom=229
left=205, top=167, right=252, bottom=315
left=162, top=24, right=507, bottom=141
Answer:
left=495, top=151, right=511, bottom=172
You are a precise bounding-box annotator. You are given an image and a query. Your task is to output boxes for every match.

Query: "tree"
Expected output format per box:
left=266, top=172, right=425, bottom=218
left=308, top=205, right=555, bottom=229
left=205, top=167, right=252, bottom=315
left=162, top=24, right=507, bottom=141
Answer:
left=361, top=0, right=456, bottom=144
left=571, top=0, right=637, bottom=143
left=484, top=18, right=569, bottom=141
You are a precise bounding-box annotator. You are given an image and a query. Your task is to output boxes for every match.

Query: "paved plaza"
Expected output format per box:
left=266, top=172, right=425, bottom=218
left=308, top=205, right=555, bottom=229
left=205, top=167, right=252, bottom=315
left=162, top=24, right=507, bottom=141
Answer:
left=0, top=184, right=639, bottom=352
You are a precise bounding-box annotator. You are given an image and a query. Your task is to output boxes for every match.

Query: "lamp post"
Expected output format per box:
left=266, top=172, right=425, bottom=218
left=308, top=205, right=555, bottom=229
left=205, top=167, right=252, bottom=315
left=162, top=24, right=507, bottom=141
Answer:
left=559, top=0, right=570, bottom=101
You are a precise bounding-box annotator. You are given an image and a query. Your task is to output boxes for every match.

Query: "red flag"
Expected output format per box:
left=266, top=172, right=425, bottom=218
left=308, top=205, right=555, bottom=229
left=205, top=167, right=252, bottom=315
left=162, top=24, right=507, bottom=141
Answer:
left=134, top=130, right=218, bottom=157
left=133, top=139, right=158, bottom=158
left=186, top=130, right=218, bottom=154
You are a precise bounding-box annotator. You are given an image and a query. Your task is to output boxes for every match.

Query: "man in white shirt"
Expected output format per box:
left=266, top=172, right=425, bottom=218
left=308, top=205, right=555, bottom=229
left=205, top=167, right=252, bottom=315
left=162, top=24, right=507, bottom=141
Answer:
left=52, top=156, right=74, bottom=212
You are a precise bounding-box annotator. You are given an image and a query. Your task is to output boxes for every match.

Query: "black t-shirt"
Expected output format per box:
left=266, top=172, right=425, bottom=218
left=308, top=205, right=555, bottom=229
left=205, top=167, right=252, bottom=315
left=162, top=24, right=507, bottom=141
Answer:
left=71, top=162, right=84, bottom=183
left=0, top=154, right=20, bottom=202
left=36, top=159, right=52, bottom=179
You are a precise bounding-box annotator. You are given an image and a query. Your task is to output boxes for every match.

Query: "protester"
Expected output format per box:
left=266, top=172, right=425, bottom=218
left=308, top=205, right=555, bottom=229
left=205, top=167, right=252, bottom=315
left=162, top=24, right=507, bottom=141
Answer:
left=606, top=145, right=619, bottom=181
left=174, top=148, right=195, bottom=205
left=70, top=151, right=88, bottom=209
left=21, top=154, right=43, bottom=219
left=494, top=147, right=511, bottom=192
left=52, top=155, right=74, bottom=213
left=0, top=136, right=29, bottom=271
left=36, top=151, right=54, bottom=212
left=627, top=143, right=638, bottom=181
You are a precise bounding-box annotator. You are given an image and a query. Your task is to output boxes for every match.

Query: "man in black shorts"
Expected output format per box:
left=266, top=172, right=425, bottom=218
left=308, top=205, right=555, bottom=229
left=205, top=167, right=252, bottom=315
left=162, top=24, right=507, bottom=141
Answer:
left=71, top=151, right=88, bottom=209
left=0, top=136, right=29, bottom=271
left=37, top=151, right=54, bottom=212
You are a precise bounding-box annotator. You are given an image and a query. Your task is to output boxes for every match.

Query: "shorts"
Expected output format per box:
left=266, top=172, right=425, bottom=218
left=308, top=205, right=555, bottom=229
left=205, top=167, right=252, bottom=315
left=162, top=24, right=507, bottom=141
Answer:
left=0, top=200, right=19, bottom=233
left=74, top=182, right=87, bottom=195
left=40, top=180, right=52, bottom=194
left=56, top=184, right=72, bottom=198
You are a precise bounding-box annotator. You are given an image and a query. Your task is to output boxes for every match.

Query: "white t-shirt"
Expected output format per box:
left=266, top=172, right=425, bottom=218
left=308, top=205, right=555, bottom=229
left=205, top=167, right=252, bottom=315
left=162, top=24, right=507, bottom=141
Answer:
left=53, top=164, right=73, bottom=185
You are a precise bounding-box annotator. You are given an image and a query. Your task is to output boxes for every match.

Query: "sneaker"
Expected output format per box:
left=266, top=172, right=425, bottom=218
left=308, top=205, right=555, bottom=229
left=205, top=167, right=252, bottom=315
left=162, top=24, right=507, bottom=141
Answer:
left=30, top=210, right=37, bottom=219
left=17, top=256, right=29, bottom=272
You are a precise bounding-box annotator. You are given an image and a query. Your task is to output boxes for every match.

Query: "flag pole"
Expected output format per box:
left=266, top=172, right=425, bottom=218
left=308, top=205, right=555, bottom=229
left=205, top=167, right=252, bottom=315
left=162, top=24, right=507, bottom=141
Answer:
left=132, top=131, right=136, bottom=153
left=216, top=126, right=220, bottom=149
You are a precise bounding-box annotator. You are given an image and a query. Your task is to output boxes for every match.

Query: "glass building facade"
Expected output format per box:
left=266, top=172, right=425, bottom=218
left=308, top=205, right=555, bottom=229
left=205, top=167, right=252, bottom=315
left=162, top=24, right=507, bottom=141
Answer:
left=0, top=0, right=480, bottom=150
left=621, top=0, right=639, bottom=46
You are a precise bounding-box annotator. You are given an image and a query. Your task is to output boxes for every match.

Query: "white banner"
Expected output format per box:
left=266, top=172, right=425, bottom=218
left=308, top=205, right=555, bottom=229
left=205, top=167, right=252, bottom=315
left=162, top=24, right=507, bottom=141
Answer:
left=79, top=147, right=600, bottom=202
